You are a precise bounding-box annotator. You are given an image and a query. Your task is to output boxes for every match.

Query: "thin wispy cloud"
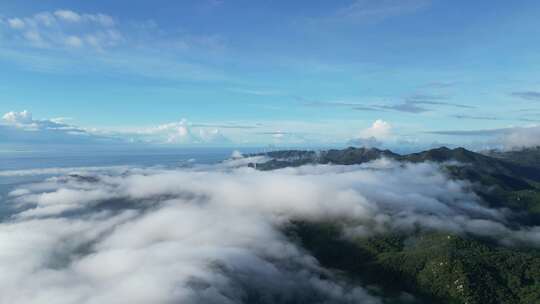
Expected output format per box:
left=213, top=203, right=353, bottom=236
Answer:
left=427, top=128, right=512, bottom=136
left=334, top=0, right=431, bottom=23
left=1, top=10, right=120, bottom=50
left=369, top=100, right=473, bottom=113
left=451, top=114, right=540, bottom=123
left=451, top=114, right=502, bottom=121
left=256, top=130, right=309, bottom=141
left=302, top=94, right=474, bottom=114
left=390, top=92, right=476, bottom=112
left=302, top=100, right=380, bottom=111
left=420, top=81, right=457, bottom=89
left=379, top=101, right=428, bottom=113
left=0, top=10, right=233, bottom=83
left=427, top=125, right=540, bottom=150
left=511, top=91, right=540, bottom=101
left=191, top=123, right=260, bottom=129
left=227, top=88, right=283, bottom=96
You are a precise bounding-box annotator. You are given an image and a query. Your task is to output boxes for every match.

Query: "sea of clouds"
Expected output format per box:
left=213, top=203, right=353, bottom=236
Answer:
left=1, top=157, right=539, bottom=304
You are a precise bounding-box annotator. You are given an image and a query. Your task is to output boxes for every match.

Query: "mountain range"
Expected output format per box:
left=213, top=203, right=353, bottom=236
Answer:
left=249, top=146, right=540, bottom=304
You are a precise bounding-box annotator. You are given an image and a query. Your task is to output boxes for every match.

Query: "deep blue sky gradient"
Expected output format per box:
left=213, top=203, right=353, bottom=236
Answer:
left=1, top=0, right=540, bottom=148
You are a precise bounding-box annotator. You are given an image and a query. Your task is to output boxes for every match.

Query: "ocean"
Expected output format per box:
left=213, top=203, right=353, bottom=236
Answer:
left=0, top=147, right=261, bottom=217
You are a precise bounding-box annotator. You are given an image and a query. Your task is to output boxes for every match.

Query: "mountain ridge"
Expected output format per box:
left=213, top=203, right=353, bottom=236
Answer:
left=246, top=146, right=540, bottom=303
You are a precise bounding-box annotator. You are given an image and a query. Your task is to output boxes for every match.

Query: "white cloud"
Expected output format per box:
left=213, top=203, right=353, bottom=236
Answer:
left=152, top=120, right=196, bottom=144
left=33, top=12, right=56, bottom=26
left=0, top=165, right=131, bottom=177
left=272, top=130, right=285, bottom=138
left=54, top=10, right=82, bottom=23
left=64, top=35, right=83, bottom=48
left=7, top=18, right=25, bottom=29
left=1, top=159, right=539, bottom=303
left=198, top=128, right=231, bottom=144
left=0, top=110, right=118, bottom=144
left=336, top=0, right=430, bottom=22
left=2, top=110, right=75, bottom=131
left=85, top=13, right=115, bottom=27
left=231, top=150, right=243, bottom=159
left=136, top=119, right=232, bottom=145
left=360, top=120, right=392, bottom=139
left=501, top=125, right=540, bottom=150
left=23, top=30, right=46, bottom=47
left=428, top=125, right=540, bottom=150
left=2, top=110, right=33, bottom=124
left=1, top=10, right=119, bottom=50
left=0, top=110, right=236, bottom=146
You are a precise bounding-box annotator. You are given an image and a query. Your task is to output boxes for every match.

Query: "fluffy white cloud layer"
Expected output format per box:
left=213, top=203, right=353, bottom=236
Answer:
left=1, top=159, right=539, bottom=303
left=501, top=125, right=540, bottom=150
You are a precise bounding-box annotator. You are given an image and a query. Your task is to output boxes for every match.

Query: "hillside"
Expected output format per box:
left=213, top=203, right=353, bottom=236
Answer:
left=486, top=147, right=540, bottom=168
left=249, top=147, right=399, bottom=170
left=251, top=146, right=540, bottom=303
left=287, top=221, right=540, bottom=304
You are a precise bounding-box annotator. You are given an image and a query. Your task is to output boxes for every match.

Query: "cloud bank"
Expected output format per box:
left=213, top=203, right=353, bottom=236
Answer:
left=0, top=110, right=234, bottom=146
left=2, top=158, right=540, bottom=303
left=0, top=110, right=114, bottom=145
left=428, top=125, right=540, bottom=150
left=500, top=126, right=540, bottom=149
left=139, top=120, right=232, bottom=145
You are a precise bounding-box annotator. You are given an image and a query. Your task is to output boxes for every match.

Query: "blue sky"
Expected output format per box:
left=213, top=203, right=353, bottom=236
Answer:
left=2, top=0, right=540, bottom=150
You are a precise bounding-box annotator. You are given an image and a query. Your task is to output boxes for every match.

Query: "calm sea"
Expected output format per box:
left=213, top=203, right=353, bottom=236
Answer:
left=0, top=147, right=263, bottom=216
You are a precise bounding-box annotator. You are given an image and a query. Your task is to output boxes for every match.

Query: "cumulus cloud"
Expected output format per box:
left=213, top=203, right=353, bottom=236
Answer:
left=2, top=110, right=33, bottom=125
left=155, top=120, right=196, bottom=144
left=0, top=111, right=236, bottom=146
left=1, top=159, right=539, bottom=303
left=0, top=9, right=121, bottom=50
left=2, top=110, right=81, bottom=132
left=349, top=120, right=392, bottom=147
left=359, top=119, right=392, bottom=139
left=0, top=110, right=118, bottom=145
left=137, top=119, right=232, bottom=145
